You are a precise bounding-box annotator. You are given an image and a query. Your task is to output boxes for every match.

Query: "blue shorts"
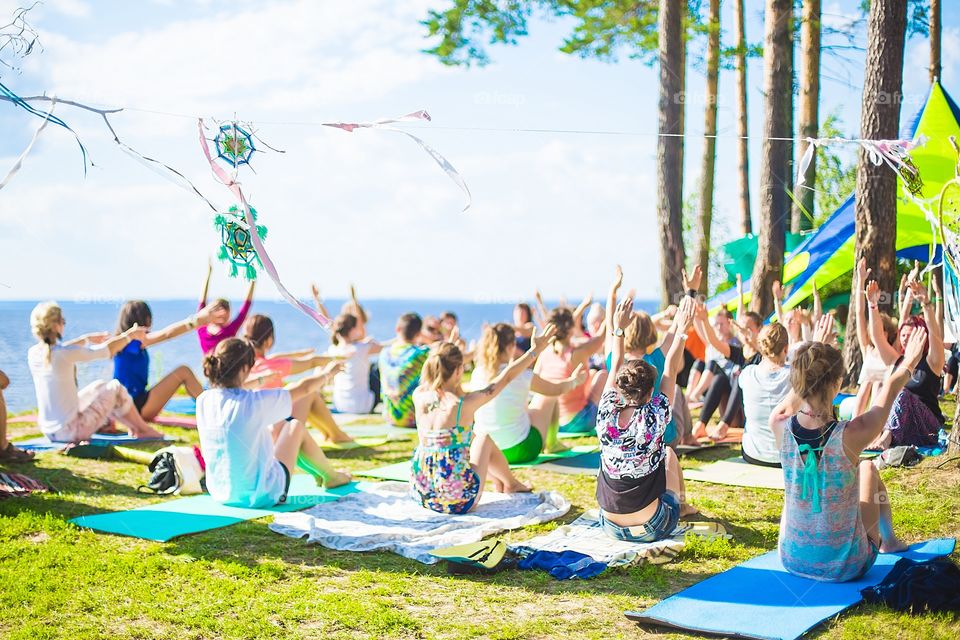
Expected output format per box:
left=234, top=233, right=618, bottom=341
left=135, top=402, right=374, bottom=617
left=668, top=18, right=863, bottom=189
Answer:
left=599, top=491, right=681, bottom=543
left=558, top=401, right=599, bottom=434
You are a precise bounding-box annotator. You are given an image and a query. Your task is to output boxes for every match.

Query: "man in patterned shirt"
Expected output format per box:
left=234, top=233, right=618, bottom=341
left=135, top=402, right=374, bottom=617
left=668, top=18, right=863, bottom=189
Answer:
left=379, top=313, right=430, bottom=427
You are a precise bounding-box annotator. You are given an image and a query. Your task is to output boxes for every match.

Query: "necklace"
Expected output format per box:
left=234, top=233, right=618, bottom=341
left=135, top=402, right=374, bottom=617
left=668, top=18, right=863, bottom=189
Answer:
left=798, top=408, right=832, bottom=421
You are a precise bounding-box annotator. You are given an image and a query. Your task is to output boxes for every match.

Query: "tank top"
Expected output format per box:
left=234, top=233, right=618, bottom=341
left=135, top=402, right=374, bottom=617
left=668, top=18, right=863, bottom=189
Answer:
left=779, top=419, right=876, bottom=582
left=537, top=345, right=587, bottom=418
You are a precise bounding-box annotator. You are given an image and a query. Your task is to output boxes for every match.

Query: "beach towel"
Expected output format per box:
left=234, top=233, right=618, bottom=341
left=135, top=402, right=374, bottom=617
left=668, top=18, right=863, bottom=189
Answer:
left=683, top=457, right=785, bottom=490
left=269, top=481, right=570, bottom=564
left=15, top=433, right=176, bottom=453
left=0, top=472, right=50, bottom=498
left=511, top=510, right=729, bottom=567
left=626, top=538, right=956, bottom=640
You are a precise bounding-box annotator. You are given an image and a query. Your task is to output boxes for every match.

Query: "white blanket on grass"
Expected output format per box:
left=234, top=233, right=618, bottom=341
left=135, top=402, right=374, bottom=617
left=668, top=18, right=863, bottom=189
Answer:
left=510, top=510, right=730, bottom=567
left=269, top=481, right=571, bottom=564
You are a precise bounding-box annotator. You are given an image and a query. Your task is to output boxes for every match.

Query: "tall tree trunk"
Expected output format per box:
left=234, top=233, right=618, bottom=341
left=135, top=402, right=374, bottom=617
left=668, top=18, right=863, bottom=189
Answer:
left=792, top=0, right=821, bottom=233
left=656, top=0, right=686, bottom=308
left=749, top=0, right=793, bottom=317
left=842, top=0, right=907, bottom=381
left=695, top=0, right=721, bottom=294
left=678, top=21, right=687, bottom=235
left=931, top=0, right=941, bottom=84
left=734, top=0, right=752, bottom=235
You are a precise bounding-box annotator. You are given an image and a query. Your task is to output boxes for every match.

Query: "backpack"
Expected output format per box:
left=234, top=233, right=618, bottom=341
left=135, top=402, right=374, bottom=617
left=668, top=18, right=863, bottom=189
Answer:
left=138, top=446, right=205, bottom=496
left=861, top=557, right=960, bottom=613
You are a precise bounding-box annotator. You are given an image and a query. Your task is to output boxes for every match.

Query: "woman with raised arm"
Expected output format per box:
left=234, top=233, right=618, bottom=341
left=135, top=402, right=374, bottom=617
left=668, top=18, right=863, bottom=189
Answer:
left=595, top=297, right=697, bottom=543
left=532, top=304, right=607, bottom=434
left=864, top=279, right=945, bottom=448
left=767, top=329, right=922, bottom=582
left=243, top=314, right=353, bottom=444
left=112, top=301, right=218, bottom=422
left=197, top=338, right=351, bottom=508
left=28, top=302, right=163, bottom=443
left=327, top=313, right=383, bottom=414
left=513, top=302, right=537, bottom=352
left=851, top=259, right=898, bottom=417
left=198, top=261, right=256, bottom=355
left=410, top=325, right=557, bottom=514
left=472, top=323, right=587, bottom=461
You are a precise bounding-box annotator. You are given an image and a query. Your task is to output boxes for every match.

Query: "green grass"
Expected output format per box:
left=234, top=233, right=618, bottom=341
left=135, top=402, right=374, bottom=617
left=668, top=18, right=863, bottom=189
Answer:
left=2, top=403, right=960, bottom=640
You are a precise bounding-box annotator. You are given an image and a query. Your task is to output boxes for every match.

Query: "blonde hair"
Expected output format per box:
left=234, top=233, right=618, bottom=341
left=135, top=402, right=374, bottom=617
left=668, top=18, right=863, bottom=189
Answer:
left=625, top=311, right=658, bottom=353
left=421, top=342, right=464, bottom=391
left=477, top=323, right=515, bottom=375
left=758, top=324, right=789, bottom=360
left=30, top=301, right=63, bottom=363
left=790, top=342, right=844, bottom=406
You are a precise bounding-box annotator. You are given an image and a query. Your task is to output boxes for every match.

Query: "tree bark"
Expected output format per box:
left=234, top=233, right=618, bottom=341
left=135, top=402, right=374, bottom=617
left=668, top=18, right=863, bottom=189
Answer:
left=931, top=0, right=941, bottom=84
left=842, top=0, right=907, bottom=381
left=792, top=0, right=821, bottom=233
left=749, top=0, right=793, bottom=317
left=656, top=0, right=686, bottom=308
left=695, top=0, right=721, bottom=294
left=734, top=0, right=752, bottom=235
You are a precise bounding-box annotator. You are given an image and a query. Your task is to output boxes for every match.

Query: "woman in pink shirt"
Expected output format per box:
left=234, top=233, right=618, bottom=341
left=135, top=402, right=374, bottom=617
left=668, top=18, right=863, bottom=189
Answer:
left=242, top=314, right=353, bottom=444
left=197, top=261, right=256, bottom=355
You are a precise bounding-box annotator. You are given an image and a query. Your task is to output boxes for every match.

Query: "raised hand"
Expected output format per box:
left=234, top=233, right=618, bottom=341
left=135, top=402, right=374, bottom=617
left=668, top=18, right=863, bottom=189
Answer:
left=611, top=265, right=624, bottom=291
left=86, top=331, right=110, bottom=345
left=772, top=280, right=783, bottom=301
left=856, top=257, right=868, bottom=284
left=125, top=324, right=147, bottom=343
left=693, top=299, right=709, bottom=321
left=320, top=360, right=346, bottom=379
left=812, top=314, right=835, bottom=344
left=902, top=327, right=928, bottom=372
left=675, top=297, right=696, bottom=331
left=614, top=298, right=635, bottom=330
left=196, top=302, right=220, bottom=324
left=682, top=265, right=703, bottom=292
left=310, top=283, right=321, bottom=299
left=865, top=280, right=882, bottom=306
left=531, top=323, right=557, bottom=353
left=908, top=279, right=929, bottom=305
left=569, top=363, right=588, bottom=388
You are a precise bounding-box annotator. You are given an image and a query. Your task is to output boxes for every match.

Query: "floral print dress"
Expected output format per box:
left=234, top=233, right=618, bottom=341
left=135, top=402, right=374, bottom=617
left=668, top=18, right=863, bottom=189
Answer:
left=411, top=398, right=481, bottom=515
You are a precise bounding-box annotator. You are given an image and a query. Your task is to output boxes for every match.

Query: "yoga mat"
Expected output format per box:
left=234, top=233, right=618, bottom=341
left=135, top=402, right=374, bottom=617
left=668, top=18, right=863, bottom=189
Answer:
left=15, top=433, right=176, bottom=453
left=355, top=447, right=600, bottom=481
left=626, top=538, right=956, bottom=640
left=683, top=457, right=785, bottom=490
left=341, top=422, right=416, bottom=439
left=70, top=475, right=363, bottom=541
left=320, top=435, right=392, bottom=450
left=6, top=412, right=197, bottom=429
left=537, top=451, right=601, bottom=475
left=163, top=396, right=196, bottom=415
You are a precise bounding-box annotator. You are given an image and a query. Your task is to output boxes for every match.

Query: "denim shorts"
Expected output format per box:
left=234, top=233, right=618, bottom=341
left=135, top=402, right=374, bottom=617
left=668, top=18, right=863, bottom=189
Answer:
left=599, top=491, right=681, bottom=543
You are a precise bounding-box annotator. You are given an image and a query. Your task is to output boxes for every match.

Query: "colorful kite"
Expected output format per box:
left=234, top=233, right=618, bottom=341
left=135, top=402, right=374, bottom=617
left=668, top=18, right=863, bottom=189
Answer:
left=214, top=205, right=267, bottom=280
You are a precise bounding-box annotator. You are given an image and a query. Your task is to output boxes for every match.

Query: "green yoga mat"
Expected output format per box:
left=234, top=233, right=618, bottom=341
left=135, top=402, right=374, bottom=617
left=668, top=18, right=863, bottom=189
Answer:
left=70, top=475, right=362, bottom=542
left=355, top=445, right=599, bottom=481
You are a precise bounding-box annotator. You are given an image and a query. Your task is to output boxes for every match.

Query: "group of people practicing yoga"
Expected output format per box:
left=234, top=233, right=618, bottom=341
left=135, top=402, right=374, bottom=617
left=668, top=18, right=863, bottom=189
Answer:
left=7, top=257, right=948, bottom=583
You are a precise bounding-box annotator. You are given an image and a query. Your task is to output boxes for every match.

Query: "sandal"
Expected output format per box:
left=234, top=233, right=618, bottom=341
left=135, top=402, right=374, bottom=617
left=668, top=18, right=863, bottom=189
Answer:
left=0, top=442, right=36, bottom=463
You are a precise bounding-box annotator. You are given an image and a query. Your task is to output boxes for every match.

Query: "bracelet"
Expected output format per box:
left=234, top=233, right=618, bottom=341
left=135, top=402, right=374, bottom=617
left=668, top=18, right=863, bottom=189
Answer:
left=186, top=314, right=199, bottom=329
left=686, top=289, right=697, bottom=298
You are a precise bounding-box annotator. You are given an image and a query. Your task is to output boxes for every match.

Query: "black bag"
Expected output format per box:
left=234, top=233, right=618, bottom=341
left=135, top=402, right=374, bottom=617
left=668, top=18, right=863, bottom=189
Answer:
left=861, top=557, right=960, bottom=613
left=138, top=451, right=180, bottom=495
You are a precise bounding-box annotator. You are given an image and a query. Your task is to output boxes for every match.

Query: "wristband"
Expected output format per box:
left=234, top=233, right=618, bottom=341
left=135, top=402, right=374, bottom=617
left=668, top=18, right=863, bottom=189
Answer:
left=686, top=289, right=697, bottom=298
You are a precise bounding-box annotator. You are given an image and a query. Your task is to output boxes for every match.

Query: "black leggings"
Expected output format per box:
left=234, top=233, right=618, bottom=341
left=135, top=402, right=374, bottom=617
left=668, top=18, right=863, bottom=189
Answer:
left=741, top=448, right=782, bottom=468
left=699, top=371, right=744, bottom=426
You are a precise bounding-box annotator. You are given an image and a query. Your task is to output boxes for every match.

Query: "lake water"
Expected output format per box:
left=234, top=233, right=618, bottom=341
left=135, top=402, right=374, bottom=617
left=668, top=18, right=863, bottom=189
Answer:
left=0, top=298, right=658, bottom=414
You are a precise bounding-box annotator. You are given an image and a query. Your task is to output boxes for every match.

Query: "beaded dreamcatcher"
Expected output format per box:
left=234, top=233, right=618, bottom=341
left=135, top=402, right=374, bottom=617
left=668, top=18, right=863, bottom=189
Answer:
left=213, top=205, right=267, bottom=280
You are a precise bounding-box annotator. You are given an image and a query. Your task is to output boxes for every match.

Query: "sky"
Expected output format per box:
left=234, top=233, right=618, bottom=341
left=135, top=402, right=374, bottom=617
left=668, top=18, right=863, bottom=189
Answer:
left=0, top=0, right=957, bottom=304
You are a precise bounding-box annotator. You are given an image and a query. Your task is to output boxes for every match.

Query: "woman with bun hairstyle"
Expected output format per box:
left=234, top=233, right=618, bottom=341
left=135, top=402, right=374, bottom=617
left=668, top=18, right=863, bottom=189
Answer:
left=737, top=323, right=791, bottom=467
left=768, top=323, right=919, bottom=581
left=596, top=297, right=697, bottom=543
left=28, top=302, right=163, bottom=443
left=242, top=314, right=352, bottom=444
left=327, top=313, right=382, bottom=414
left=411, top=325, right=557, bottom=515
left=471, top=322, right=586, bottom=462
left=197, top=338, right=351, bottom=508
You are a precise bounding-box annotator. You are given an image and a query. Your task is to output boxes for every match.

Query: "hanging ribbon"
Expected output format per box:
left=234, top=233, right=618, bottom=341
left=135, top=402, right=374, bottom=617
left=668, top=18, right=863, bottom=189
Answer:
left=0, top=96, right=56, bottom=192
left=323, top=110, right=472, bottom=212
left=197, top=118, right=332, bottom=330
left=0, top=81, right=90, bottom=173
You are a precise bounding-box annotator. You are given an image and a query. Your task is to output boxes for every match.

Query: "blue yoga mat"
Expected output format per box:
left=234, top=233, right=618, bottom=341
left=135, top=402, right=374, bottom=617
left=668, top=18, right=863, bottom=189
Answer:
left=70, top=475, right=364, bottom=542
left=626, top=538, right=956, bottom=640
left=163, top=396, right=197, bottom=415
left=16, top=433, right=176, bottom=452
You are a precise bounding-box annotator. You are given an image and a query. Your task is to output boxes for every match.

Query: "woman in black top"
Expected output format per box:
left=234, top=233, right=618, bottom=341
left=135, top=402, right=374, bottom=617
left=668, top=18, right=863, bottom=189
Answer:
left=865, top=279, right=944, bottom=449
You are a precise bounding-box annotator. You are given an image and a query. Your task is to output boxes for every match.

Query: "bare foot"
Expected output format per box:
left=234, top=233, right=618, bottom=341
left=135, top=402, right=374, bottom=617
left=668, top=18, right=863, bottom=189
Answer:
left=687, top=401, right=703, bottom=411
left=879, top=537, right=910, bottom=554
left=503, top=480, right=533, bottom=494
left=322, top=470, right=352, bottom=489
left=679, top=436, right=701, bottom=447
left=691, top=422, right=709, bottom=440
left=707, top=423, right=728, bottom=440
left=680, top=504, right=700, bottom=518
left=493, top=478, right=506, bottom=493
left=543, top=441, right=570, bottom=454
left=133, top=426, right=164, bottom=439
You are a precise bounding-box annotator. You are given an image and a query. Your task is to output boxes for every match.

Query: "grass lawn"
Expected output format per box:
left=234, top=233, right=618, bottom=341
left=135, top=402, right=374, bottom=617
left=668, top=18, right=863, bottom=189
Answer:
left=2, top=401, right=959, bottom=640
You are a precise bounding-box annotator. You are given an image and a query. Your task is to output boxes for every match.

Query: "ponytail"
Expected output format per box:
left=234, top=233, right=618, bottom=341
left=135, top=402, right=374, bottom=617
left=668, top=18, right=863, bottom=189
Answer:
left=204, top=338, right=256, bottom=388
left=420, top=342, right=464, bottom=391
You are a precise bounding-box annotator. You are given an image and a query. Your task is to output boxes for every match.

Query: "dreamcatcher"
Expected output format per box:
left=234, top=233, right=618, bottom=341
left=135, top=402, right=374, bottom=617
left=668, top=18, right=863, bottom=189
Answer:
left=214, top=123, right=256, bottom=169
left=214, top=205, right=267, bottom=280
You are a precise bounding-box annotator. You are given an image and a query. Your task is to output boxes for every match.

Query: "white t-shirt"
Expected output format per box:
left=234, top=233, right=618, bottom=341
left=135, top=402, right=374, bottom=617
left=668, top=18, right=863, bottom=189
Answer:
left=737, top=363, right=792, bottom=465
left=471, top=366, right=533, bottom=450
left=328, top=341, right=375, bottom=414
left=196, top=388, right=292, bottom=508
left=28, top=342, right=110, bottom=435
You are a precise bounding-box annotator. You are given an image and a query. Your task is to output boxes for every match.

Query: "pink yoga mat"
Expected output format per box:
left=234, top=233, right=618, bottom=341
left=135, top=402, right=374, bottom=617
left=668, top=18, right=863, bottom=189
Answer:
left=8, top=413, right=196, bottom=429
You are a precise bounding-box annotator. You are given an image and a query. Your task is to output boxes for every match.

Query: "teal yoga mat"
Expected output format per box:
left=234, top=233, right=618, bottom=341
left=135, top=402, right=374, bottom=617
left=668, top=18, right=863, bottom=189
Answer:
left=626, top=538, right=956, bottom=640
left=70, top=475, right=362, bottom=541
left=355, top=446, right=598, bottom=481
